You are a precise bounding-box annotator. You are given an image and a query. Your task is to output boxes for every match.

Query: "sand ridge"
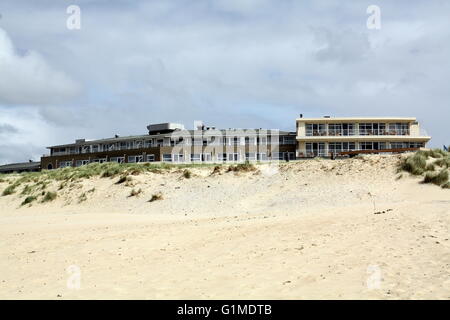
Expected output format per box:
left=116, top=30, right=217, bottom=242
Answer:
left=0, top=154, right=449, bottom=299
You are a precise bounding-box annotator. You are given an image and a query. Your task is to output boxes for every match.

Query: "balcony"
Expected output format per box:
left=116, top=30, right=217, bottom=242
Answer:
left=305, top=128, right=411, bottom=137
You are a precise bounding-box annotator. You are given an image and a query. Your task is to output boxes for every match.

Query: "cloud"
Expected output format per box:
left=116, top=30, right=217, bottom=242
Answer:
left=0, top=27, right=80, bottom=105
left=0, top=123, right=18, bottom=134
left=0, top=0, right=449, bottom=164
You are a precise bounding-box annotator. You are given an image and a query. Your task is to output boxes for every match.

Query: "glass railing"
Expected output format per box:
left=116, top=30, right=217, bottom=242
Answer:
left=305, top=129, right=411, bottom=137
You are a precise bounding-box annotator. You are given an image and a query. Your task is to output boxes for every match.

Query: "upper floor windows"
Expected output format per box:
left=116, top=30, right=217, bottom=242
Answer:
left=304, top=122, right=410, bottom=136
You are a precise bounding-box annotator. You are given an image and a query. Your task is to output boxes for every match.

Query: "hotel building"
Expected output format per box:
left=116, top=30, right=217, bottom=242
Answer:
left=41, top=123, right=297, bottom=170
left=296, top=116, right=431, bottom=157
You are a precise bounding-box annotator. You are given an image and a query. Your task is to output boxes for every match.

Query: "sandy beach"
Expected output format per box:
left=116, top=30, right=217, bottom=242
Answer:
left=0, top=154, right=449, bottom=299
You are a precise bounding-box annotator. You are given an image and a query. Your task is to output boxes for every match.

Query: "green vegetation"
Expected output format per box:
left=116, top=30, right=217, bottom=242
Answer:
left=423, top=169, right=449, bottom=186
left=182, top=169, right=192, bottom=179
left=2, top=184, right=17, bottom=196
left=399, top=149, right=450, bottom=188
left=149, top=192, right=163, bottom=202
left=129, top=188, right=142, bottom=197
left=116, top=175, right=132, bottom=184
left=399, top=152, right=427, bottom=175
left=42, top=191, right=57, bottom=203
left=21, top=196, right=37, bottom=206
left=78, top=192, right=87, bottom=203
left=227, top=161, right=257, bottom=173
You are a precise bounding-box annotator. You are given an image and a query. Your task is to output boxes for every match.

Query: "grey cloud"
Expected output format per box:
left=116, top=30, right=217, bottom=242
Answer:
left=0, top=0, right=449, bottom=165
left=0, top=123, right=18, bottom=134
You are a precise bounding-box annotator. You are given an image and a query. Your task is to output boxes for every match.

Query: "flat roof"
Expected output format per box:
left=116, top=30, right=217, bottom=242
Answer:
left=47, top=129, right=296, bottom=149
left=296, top=117, right=417, bottom=122
left=0, top=161, right=41, bottom=172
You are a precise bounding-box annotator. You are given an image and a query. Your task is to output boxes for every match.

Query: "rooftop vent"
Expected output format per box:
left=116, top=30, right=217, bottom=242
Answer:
left=147, top=123, right=185, bottom=135
left=75, top=139, right=86, bottom=143
left=324, top=115, right=331, bottom=118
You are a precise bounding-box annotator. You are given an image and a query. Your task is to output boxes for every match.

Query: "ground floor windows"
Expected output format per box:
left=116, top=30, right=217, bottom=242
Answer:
left=173, top=154, right=184, bottom=162
left=110, top=157, right=125, bottom=163
left=227, top=153, right=240, bottom=162
left=59, top=161, right=73, bottom=168
left=306, top=143, right=326, bottom=157
left=162, top=154, right=173, bottom=162
left=217, top=153, right=227, bottom=162
left=257, top=153, right=267, bottom=161
left=190, top=154, right=201, bottom=162
left=75, top=160, right=90, bottom=167
left=92, top=158, right=107, bottom=163
left=128, top=155, right=143, bottom=163
left=147, top=154, right=155, bottom=162
left=245, top=153, right=256, bottom=161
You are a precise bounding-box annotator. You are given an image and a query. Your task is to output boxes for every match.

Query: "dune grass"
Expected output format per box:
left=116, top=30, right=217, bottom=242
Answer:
left=399, top=149, right=449, bottom=188
left=149, top=192, right=163, bottom=202
left=423, top=169, right=449, bottom=186
left=21, top=196, right=37, bottom=206
left=42, top=191, right=57, bottom=203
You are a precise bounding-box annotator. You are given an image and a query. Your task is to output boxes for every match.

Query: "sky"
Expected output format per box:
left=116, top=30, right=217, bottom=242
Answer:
left=0, top=0, right=449, bottom=164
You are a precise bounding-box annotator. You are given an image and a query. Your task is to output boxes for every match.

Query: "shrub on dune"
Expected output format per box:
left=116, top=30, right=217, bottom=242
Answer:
left=21, top=196, right=37, bottom=206
left=423, top=169, right=449, bottom=186
left=42, top=191, right=57, bottom=203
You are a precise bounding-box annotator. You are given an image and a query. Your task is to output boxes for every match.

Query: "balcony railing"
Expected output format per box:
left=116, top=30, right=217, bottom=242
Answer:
left=305, top=129, right=411, bottom=137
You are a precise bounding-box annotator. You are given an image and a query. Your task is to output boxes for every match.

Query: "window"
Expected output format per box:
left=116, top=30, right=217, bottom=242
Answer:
left=59, top=161, right=73, bottom=168
left=202, top=153, right=212, bottom=162
left=257, top=153, right=267, bottom=161
left=110, top=157, right=124, bottom=163
left=329, top=142, right=343, bottom=154
left=147, top=154, right=155, bottom=162
left=306, top=124, right=326, bottom=136
left=76, top=160, right=90, bottom=167
left=128, top=155, right=143, bottom=163
left=227, top=153, right=239, bottom=161
left=306, top=143, right=325, bottom=156
left=245, top=153, right=256, bottom=161
left=217, top=153, right=227, bottom=161
left=92, top=158, right=107, bottom=163
left=282, top=136, right=296, bottom=145
left=271, top=152, right=284, bottom=160
left=388, top=123, right=409, bottom=135
left=173, top=154, right=184, bottom=162
left=162, top=154, right=172, bottom=162
left=190, top=154, right=201, bottom=162
left=328, top=124, right=342, bottom=136
left=360, top=142, right=374, bottom=150
left=257, top=137, right=267, bottom=145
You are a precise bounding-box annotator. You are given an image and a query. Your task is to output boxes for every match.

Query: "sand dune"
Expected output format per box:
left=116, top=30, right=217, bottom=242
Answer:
left=0, top=154, right=449, bottom=299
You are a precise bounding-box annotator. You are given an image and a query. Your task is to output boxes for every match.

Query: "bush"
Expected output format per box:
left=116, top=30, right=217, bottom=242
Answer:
left=42, top=191, right=57, bottom=202
left=128, top=188, right=142, bottom=197
left=227, top=161, right=256, bottom=173
left=434, top=157, right=450, bottom=168
left=182, top=170, right=191, bottom=179
left=399, top=153, right=427, bottom=175
left=442, top=182, right=450, bottom=189
left=149, top=192, right=163, bottom=202
left=78, top=192, right=87, bottom=203
left=423, top=169, right=449, bottom=186
left=116, top=175, right=131, bottom=184
left=2, top=184, right=17, bottom=196
left=21, top=196, right=37, bottom=206
left=425, top=163, right=435, bottom=172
